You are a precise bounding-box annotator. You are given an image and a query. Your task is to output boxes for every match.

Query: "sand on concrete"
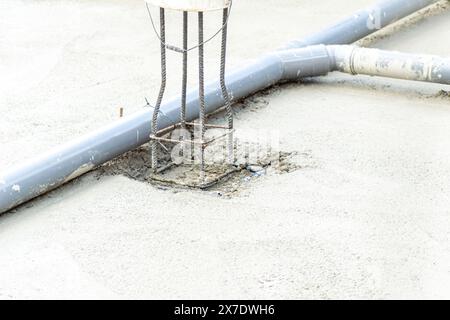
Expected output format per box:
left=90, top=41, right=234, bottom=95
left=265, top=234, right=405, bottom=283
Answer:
left=1, top=0, right=450, bottom=299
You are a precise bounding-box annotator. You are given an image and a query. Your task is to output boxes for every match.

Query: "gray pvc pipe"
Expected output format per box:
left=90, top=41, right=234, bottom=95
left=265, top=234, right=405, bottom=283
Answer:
left=282, top=0, right=438, bottom=49
left=0, top=0, right=441, bottom=214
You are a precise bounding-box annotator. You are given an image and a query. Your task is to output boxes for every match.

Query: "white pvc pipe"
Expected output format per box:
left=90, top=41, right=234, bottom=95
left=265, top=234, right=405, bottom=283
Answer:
left=329, top=45, right=450, bottom=85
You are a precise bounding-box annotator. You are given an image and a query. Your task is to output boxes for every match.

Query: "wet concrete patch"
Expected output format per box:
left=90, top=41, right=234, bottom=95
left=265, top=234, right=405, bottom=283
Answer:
left=96, top=144, right=315, bottom=196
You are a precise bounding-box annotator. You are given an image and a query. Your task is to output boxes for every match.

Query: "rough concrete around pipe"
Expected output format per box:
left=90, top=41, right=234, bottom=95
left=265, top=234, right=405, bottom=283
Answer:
left=3, top=43, right=450, bottom=214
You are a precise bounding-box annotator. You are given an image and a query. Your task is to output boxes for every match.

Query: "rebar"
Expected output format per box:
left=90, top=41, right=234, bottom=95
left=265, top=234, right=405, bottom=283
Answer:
left=220, top=7, right=234, bottom=165
left=198, top=12, right=206, bottom=177
left=151, top=8, right=167, bottom=172
left=181, top=11, right=188, bottom=128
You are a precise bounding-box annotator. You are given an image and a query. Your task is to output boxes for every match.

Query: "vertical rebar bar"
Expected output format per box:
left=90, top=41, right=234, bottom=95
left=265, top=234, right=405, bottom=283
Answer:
left=198, top=11, right=206, bottom=178
left=181, top=11, right=188, bottom=129
left=220, top=7, right=234, bottom=165
left=151, top=7, right=167, bottom=172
